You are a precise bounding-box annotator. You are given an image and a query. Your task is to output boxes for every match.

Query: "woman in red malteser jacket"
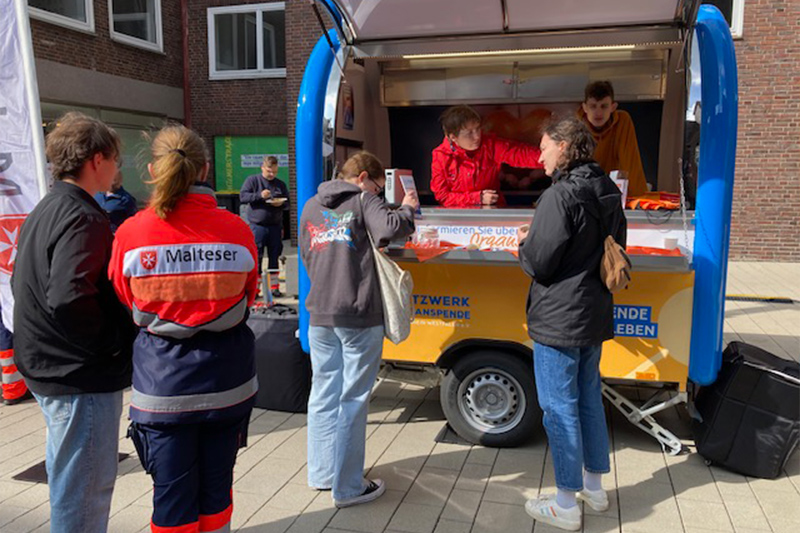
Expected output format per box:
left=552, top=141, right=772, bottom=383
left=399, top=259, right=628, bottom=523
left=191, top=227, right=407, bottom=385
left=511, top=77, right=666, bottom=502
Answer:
left=109, top=126, right=259, bottom=533
left=430, top=105, right=544, bottom=208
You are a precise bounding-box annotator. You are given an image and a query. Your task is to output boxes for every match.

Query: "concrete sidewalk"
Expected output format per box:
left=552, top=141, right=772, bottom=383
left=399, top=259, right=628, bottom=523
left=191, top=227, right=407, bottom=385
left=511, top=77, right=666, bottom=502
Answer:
left=0, top=262, right=798, bottom=533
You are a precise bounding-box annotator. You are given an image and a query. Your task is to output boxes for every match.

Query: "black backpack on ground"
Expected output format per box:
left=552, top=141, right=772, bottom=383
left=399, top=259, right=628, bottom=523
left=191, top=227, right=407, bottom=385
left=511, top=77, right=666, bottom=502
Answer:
left=693, top=341, right=799, bottom=478
left=247, top=305, right=311, bottom=413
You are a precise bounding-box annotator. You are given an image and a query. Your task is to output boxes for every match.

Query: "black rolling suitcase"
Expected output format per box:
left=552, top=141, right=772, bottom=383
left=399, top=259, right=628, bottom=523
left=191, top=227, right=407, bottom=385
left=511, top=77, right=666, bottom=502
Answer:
left=693, top=341, right=800, bottom=478
left=247, top=305, right=311, bottom=413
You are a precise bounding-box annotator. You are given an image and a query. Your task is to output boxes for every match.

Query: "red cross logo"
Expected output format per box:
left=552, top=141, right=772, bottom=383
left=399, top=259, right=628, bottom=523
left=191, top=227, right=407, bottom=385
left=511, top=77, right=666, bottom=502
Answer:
left=0, top=215, right=25, bottom=276
left=140, top=250, right=158, bottom=270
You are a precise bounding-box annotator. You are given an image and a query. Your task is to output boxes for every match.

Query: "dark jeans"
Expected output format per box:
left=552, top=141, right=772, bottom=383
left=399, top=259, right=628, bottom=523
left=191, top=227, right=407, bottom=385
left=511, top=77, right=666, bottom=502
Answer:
left=129, top=414, right=250, bottom=531
left=251, top=223, right=283, bottom=273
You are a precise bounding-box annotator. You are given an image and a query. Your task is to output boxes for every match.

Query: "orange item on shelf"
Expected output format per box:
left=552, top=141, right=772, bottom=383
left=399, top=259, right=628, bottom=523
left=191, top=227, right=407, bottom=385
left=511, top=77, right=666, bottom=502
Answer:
left=404, top=241, right=459, bottom=262
left=626, top=192, right=681, bottom=210
left=626, top=246, right=683, bottom=257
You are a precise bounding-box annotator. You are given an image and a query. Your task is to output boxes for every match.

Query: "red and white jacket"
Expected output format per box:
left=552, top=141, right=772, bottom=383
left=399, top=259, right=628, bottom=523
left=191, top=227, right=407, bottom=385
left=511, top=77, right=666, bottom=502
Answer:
left=109, top=185, right=259, bottom=423
left=430, top=134, right=543, bottom=208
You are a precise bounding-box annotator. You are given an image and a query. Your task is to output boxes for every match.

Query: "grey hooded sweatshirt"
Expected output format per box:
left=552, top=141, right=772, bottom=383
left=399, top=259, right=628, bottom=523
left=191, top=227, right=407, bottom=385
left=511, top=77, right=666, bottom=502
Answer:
left=299, top=180, right=416, bottom=328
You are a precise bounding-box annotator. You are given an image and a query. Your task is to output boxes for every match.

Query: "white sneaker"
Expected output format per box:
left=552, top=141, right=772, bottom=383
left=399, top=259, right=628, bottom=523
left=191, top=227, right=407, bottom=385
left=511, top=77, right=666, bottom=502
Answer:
left=334, top=479, right=386, bottom=508
left=578, top=487, right=609, bottom=512
left=525, top=494, right=582, bottom=531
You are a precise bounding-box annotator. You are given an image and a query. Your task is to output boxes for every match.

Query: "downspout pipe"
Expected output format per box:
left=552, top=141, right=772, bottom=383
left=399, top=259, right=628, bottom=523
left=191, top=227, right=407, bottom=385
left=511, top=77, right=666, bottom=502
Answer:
left=688, top=5, right=738, bottom=386
left=181, top=0, right=191, bottom=128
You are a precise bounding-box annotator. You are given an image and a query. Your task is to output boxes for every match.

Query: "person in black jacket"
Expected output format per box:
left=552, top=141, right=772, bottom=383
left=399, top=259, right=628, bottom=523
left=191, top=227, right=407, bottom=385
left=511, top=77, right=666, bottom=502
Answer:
left=239, top=155, right=290, bottom=277
left=518, top=117, right=626, bottom=531
left=11, top=112, right=134, bottom=533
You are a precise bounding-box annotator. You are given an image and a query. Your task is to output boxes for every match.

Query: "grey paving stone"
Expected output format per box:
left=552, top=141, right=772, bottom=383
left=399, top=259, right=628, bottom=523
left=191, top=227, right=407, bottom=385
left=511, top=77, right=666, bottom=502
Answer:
left=440, top=489, right=482, bottom=523
left=367, top=455, right=427, bottom=493
left=454, top=462, right=492, bottom=493
left=403, top=467, right=458, bottom=509
left=676, top=499, right=733, bottom=532
left=721, top=498, right=773, bottom=531
left=387, top=501, right=443, bottom=533
left=240, top=505, right=298, bottom=533
left=424, top=443, right=470, bottom=471
left=582, top=513, right=621, bottom=533
left=106, top=504, right=152, bottom=533
left=472, top=500, right=533, bottom=533
left=433, top=520, right=472, bottom=533
left=482, top=473, right=540, bottom=505
left=268, top=481, right=320, bottom=511
left=491, top=449, right=545, bottom=479
left=2, top=483, right=49, bottom=510
left=284, top=492, right=337, bottom=533
left=327, top=488, right=404, bottom=533
left=466, top=446, right=498, bottom=466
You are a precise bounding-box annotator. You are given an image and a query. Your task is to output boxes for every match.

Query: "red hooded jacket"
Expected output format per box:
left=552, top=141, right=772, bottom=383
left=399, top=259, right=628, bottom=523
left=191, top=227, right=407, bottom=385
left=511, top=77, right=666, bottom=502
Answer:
left=430, top=134, right=543, bottom=208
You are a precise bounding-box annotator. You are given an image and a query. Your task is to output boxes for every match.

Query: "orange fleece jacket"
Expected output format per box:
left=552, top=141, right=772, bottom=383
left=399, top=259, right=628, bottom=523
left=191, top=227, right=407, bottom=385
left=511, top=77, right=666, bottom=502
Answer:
left=578, top=108, right=648, bottom=197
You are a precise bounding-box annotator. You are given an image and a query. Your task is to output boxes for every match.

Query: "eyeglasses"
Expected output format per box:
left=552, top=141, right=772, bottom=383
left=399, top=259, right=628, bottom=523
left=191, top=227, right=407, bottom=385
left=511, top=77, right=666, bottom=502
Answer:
left=368, top=176, right=385, bottom=194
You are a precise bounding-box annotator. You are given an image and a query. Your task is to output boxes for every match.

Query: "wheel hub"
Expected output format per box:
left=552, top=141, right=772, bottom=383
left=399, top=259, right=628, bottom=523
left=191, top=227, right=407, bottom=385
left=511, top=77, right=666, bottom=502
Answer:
left=458, top=368, right=527, bottom=435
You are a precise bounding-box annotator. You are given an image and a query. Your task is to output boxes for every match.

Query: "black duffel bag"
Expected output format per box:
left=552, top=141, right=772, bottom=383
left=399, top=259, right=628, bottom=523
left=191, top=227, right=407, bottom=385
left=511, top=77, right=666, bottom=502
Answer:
left=247, top=305, right=311, bottom=413
left=693, top=341, right=800, bottom=478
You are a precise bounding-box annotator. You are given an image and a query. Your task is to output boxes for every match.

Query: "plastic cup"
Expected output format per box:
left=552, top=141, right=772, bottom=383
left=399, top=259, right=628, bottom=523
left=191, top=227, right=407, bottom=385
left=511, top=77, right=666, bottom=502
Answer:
left=663, top=237, right=679, bottom=249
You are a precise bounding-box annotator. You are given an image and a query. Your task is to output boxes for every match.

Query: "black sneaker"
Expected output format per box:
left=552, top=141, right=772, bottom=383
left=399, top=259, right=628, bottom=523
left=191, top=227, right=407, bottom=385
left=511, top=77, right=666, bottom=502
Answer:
left=3, top=390, right=33, bottom=406
left=334, top=479, right=386, bottom=508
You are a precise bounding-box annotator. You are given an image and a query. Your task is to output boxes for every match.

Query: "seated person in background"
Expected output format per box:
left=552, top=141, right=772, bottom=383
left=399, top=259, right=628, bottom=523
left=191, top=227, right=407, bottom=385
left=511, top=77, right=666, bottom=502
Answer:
left=431, top=105, right=543, bottom=208
left=578, top=81, right=648, bottom=197
left=94, top=170, right=137, bottom=233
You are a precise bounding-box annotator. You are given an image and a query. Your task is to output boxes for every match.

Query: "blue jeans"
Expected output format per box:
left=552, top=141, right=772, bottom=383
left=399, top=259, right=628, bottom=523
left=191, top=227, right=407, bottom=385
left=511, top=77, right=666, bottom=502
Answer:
left=33, top=390, right=124, bottom=533
left=533, top=343, right=610, bottom=492
left=250, top=223, right=283, bottom=272
left=307, top=325, right=384, bottom=500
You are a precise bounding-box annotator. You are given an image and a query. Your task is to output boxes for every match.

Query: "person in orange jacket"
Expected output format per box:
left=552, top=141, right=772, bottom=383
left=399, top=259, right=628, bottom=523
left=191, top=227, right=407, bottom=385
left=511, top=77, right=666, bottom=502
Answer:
left=578, top=81, right=648, bottom=197
left=431, top=105, right=544, bottom=208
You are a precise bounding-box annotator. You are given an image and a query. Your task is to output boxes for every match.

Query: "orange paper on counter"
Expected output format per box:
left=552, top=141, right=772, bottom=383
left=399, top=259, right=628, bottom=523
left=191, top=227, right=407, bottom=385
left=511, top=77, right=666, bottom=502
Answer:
left=626, top=245, right=683, bottom=257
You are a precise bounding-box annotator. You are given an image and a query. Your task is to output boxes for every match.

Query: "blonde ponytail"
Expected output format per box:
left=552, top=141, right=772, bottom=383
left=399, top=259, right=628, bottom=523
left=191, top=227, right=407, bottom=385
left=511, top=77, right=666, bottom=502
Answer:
left=147, top=125, right=208, bottom=219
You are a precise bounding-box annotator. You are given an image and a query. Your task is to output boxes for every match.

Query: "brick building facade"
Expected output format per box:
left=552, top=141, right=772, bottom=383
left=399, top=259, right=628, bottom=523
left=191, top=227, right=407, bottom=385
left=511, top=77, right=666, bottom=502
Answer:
left=25, top=1, right=799, bottom=261
left=729, top=0, right=800, bottom=261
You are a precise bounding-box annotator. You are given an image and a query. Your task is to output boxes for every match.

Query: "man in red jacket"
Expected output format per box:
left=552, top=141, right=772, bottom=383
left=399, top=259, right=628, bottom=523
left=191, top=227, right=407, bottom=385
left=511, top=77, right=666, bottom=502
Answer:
left=430, top=105, right=544, bottom=208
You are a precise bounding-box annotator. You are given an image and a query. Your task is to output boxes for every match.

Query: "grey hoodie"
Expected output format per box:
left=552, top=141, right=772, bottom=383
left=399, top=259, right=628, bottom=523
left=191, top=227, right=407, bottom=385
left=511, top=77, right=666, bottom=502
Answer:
left=299, top=180, right=416, bottom=328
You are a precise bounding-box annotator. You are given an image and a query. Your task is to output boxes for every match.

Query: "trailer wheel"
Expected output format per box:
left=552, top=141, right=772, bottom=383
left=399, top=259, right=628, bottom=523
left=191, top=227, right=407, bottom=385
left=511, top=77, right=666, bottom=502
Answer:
left=440, top=351, right=541, bottom=447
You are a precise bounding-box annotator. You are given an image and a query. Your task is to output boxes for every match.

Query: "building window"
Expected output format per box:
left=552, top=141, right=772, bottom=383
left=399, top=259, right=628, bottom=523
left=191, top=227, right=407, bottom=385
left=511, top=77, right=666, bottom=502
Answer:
left=28, top=0, right=95, bottom=33
left=108, top=0, right=163, bottom=52
left=208, top=2, right=286, bottom=80
left=702, top=0, right=745, bottom=38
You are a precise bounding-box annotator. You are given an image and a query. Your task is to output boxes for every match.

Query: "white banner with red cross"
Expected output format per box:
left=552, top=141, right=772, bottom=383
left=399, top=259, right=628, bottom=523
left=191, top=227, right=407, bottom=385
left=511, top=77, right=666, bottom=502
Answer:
left=0, top=0, right=49, bottom=331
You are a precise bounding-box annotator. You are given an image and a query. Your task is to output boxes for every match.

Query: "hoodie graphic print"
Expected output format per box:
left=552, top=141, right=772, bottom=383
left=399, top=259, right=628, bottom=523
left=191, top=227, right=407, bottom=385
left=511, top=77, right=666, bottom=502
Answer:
left=307, top=210, right=355, bottom=251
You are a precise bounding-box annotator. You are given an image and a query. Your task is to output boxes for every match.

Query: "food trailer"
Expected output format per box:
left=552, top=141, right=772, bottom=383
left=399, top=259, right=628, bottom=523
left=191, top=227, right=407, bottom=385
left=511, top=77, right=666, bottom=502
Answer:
left=296, top=1, right=737, bottom=454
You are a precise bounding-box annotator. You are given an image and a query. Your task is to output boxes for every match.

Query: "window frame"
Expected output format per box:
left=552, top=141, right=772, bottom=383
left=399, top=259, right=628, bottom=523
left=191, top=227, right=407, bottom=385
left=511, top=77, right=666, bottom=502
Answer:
left=107, top=0, right=164, bottom=53
left=207, top=2, right=287, bottom=81
left=28, top=0, right=95, bottom=34
left=730, top=0, right=744, bottom=39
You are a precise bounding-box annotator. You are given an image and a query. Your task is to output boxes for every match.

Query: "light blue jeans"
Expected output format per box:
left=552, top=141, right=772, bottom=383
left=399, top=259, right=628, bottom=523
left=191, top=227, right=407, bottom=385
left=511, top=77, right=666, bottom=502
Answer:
left=33, top=390, right=124, bottom=533
left=307, top=325, right=384, bottom=500
left=533, top=343, right=610, bottom=492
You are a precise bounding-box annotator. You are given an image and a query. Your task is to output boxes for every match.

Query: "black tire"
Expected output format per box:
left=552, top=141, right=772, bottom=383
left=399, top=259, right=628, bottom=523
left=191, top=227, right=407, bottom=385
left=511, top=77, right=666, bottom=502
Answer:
left=440, top=350, right=542, bottom=447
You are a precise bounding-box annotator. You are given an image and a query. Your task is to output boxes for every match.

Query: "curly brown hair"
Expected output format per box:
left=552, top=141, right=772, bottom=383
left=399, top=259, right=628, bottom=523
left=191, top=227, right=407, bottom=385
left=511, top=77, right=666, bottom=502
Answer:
left=541, top=117, right=597, bottom=171
left=45, top=112, right=121, bottom=180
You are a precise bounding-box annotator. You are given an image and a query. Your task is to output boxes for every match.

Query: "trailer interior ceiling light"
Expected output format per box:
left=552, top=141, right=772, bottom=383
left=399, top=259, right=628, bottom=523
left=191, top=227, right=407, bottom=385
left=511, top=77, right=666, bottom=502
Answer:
left=400, top=44, right=638, bottom=60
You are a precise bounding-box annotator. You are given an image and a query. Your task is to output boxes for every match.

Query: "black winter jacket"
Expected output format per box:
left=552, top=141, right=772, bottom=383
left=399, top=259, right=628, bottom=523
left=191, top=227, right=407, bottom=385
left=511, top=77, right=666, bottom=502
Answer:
left=12, top=181, right=134, bottom=395
left=519, top=162, right=627, bottom=347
